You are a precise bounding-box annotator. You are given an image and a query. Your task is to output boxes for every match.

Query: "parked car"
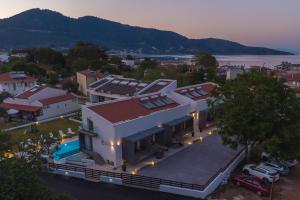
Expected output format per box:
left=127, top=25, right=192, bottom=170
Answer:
left=261, top=152, right=298, bottom=168
left=259, top=162, right=289, bottom=175
left=282, top=160, right=298, bottom=168
left=233, top=174, right=271, bottom=196
left=243, top=164, right=279, bottom=182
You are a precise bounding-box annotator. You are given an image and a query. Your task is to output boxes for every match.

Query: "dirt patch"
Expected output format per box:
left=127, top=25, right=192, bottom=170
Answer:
left=209, top=165, right=300, bottom=200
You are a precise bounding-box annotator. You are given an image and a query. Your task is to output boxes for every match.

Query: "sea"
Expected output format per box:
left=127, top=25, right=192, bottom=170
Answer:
left=136, top=54, right=300, bottom=68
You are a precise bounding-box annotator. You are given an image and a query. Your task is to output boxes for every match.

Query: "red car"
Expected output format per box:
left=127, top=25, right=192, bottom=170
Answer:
left=233, top=174, right=271, bottom=196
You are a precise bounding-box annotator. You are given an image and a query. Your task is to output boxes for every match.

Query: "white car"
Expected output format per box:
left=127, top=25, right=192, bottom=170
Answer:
left=259, top=162, right=289, bottom=175
left=243, top=164, right=280, bottom=182
left=282, top=160, right=298, bottom=168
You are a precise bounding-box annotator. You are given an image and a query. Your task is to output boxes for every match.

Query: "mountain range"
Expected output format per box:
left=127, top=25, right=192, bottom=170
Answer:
left=0, top=9, right=292, bottom=55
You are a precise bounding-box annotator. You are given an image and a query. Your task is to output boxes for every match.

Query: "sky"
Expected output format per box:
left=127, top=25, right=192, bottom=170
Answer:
left=1, top=0, right=300, bottom=53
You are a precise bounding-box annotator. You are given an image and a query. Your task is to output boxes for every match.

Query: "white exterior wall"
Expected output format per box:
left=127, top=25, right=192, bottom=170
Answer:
left=29, top=87, right=65, bottom=101
left=82, top=103, right=190, bottom=167
left=82, top=105, right=117, bottom=165
left=0, top=80, right=36, bottom=96
left=37, top=99, right=80, bottom=120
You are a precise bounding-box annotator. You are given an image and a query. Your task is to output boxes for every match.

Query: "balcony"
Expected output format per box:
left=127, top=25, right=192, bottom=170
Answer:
left=78, top=124, right=98, bottom=137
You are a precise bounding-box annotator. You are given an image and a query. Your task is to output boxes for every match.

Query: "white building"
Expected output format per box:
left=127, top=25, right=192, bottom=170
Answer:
left=79, top=81, right=216, bottom=167
left=0, top=71, right=37, bottom=96
left=122, top=59, right=136, bottom=68
left=2, top=85, right=80, bottom=121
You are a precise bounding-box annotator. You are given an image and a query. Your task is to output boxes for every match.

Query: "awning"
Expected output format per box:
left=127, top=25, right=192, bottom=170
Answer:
left=7, top=109, right=19, bottom=115
left=124, top=126, right=164, bottom=142
left=164, top=116, right=193, bottom=127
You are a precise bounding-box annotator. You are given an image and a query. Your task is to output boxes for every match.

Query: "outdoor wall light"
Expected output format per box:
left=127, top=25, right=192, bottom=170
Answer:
left=65, top=171, right=69, bottom=175
left=109, top=178, right=113, bottom=182
left=131, top=170, right=137, bottom=175
left=116, top=141, right=121, bottom=146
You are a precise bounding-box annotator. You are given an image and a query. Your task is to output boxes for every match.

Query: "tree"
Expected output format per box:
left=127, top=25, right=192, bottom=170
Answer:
left=139, top=58, right=158, bottom=69
left=32, top=48, right=65, bottom=68
left=0, top=91, right=11, bottom=102
left=193, top=53, right=218, bottom=81
left=210, top=71, right=300, bottom=160
left=67, top=42, right=108, bottom=71
left=0, top=132, right=73, bottom=200
left=48, top=73, right=59, bottom=85
left=62, top=80, right=79, bottom=93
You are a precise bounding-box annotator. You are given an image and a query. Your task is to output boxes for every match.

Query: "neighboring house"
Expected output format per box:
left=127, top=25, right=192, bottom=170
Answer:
left=122, top=59, right=136, bottom=68
left=217, top=65, right=244, bottom=80
left=0, top=71, right=37, bottom=96
left=88, top=75, right=177, bottom=103
left=2, top=85, right=80, bottom=121
left=77, top=69, right=103, bottom=96
left=276, top=72, right=300, bottom=88
left=79, top=80, right=216, bottom=167
left=0, top=52, right=9, bottom=62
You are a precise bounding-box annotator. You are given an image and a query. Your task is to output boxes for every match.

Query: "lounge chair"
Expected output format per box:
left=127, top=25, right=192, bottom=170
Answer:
left=59, top=130, right=67, bottom=138
left=67, top=128, right=75, bottom=135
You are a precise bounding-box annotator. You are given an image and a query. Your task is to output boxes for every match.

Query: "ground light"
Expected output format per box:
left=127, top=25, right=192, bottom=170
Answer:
left=4, top=150, right=14, bottom=158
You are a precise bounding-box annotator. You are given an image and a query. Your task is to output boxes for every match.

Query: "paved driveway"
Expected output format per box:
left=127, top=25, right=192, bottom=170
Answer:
left=139, top=134, right=242, bottom=185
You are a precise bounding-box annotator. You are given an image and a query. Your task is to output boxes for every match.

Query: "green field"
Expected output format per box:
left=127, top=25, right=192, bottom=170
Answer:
left=3, top=118, right=80, bottom=151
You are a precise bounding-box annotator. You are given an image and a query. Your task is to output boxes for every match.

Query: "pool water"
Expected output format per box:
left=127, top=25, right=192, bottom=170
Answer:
left=52, top=140, right=80, bottom=160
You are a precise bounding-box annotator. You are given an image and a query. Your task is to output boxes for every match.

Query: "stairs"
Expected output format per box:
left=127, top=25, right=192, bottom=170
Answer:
left=82, top=150, right=105, bottom=165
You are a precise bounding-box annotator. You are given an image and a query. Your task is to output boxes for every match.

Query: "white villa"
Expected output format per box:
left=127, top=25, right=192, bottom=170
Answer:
left=79, top=80, right=216, bottom=167
left=2, top=85, right=80, bottom=121
left=0, top=71, right=37, bottom=96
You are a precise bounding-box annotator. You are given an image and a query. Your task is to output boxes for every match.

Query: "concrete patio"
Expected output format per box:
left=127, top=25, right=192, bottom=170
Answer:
left=138, top=133, right=243, bottom=185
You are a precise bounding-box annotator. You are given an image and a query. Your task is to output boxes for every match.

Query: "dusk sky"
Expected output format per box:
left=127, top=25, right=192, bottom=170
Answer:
left=1, top=0, right=300, bottom=53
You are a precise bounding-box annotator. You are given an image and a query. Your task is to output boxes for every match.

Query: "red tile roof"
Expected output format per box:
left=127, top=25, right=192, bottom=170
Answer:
left=16, top=86, right=46, bottom=99
left=89, top=97, right=179, bottom=123
left=39, top=94, right=76, bottom=105
left=78, top=69, right=102, bottom=78
left=0, top=72, right=36, bottom=82
left=1, top=102, right=41, bottom=112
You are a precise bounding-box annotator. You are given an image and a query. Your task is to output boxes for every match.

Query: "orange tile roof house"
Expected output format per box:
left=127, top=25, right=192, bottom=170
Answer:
left=2, top=85, right=80, bottom=121
left=0, top=71, right=37, bottom=96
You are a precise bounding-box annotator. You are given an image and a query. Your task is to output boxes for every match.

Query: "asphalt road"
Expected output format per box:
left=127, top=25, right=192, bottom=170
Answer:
left=45, top=174, right=195, bottom=200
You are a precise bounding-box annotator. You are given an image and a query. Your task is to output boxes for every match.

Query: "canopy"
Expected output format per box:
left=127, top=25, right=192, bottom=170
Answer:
left=7, top=109, right=19, bottom=115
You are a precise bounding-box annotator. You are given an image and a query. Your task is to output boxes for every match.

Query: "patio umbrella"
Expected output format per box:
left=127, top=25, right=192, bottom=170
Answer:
left=7, top=109, right=19, bottom=115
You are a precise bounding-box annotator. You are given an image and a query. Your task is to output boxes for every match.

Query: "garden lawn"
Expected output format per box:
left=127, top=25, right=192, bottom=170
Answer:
left=2, top=118, right=80, bottom=151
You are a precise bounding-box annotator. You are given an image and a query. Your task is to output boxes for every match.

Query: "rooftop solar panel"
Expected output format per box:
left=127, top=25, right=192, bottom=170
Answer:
left=112, top=80, right=120, bottom=84
left=143, top=101, right=157, bottom=109
left=151, top=99, right=165, bottom=107
left=198, top=90, right=208, bottom=96
left=157, top=81, right=168, bottom=86
left=161, top=97, right=175, bottom=105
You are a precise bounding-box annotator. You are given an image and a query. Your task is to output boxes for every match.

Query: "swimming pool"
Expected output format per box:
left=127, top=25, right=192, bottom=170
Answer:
left=52, top=140, right=80, bottom=160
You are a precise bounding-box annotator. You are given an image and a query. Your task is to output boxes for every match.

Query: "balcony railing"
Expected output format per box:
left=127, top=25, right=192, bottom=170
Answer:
left=79, top=124, right=98, bottom=137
